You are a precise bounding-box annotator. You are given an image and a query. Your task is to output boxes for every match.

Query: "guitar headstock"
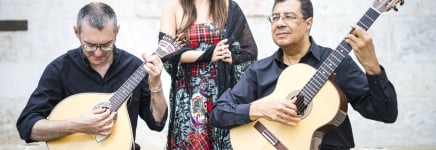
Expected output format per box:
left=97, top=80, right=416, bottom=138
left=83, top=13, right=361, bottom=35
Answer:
left=373, top=0, right=404, bottom=13
left=154, top=33, right=186, bottom=59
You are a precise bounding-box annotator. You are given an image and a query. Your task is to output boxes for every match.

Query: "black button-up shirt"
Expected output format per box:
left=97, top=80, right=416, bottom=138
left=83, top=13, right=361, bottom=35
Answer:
left=16, top=47, right=167, bottom=147
left=211, top=38, right=398, bottom=149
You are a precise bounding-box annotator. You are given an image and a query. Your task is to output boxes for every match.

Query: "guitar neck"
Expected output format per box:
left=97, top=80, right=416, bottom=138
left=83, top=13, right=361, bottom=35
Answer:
left=107, top=33, right=184, bottom=112
left=107, top=51, right=165, bottom=112
left=108, top=64, right=147, bottom=112
left=297, top=7, right=381, bottom=110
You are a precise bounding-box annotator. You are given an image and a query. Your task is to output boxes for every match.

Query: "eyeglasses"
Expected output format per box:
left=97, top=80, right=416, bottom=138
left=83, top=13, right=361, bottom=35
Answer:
left=267, top=12, right=305, bottom=24
left=82, top=44, right=114, bottom=52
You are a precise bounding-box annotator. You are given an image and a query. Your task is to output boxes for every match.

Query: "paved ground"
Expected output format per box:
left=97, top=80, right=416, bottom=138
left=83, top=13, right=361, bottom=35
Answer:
left=1, top=143, right=435, bottom=150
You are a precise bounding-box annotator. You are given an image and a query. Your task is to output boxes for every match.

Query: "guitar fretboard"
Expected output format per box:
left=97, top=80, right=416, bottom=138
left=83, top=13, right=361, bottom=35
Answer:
left=108, top=64, right=147, bottom=111
left=295, top=8, right=381, bottom=112
left=106, top=34, right=185, bottom=111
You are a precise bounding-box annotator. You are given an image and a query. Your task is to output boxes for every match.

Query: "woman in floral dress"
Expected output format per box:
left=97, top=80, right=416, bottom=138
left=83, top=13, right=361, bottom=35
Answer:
left=159, top=0, right=257, bottom=149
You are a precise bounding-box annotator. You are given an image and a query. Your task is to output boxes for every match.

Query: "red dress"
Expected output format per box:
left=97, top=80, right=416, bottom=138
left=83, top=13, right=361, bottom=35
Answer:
left=166, top=23, right=231, bottom=150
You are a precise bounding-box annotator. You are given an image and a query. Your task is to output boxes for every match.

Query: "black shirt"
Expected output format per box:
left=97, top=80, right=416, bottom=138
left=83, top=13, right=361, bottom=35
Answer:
left=211, top=38, right=398, bottom=149
left=16, top=47, right=167, bottom=147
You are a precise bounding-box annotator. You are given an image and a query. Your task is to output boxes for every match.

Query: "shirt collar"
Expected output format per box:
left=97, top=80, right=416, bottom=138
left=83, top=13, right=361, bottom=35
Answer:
left=306, top=36, right=323, bottom=62
left=273, top=36, right=323, bottom=68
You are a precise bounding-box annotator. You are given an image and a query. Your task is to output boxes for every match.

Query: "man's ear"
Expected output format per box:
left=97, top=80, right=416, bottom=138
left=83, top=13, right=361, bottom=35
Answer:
left=305, top=17, right=313, bottom=33
left=74, top=25, right=80, bottom=39
left=115, top=25, right=120, bottom=35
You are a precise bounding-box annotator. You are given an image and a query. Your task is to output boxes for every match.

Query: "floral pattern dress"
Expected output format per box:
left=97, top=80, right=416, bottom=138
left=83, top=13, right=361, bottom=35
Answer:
left=165, top=23, right=251, bottom=150
left=163, top=2, right=258, bottom=147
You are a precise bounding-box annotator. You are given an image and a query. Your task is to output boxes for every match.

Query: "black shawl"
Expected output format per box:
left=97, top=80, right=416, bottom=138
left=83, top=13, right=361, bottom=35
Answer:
left=161, top=0, right=258, bottom=97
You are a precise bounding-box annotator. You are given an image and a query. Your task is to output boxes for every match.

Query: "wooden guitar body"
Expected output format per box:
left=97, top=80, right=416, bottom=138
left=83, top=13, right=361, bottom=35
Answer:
left=230, top=0, right=404, bottom=148
left=46, top=93, right=133, bottom=150
left=230, top=64, right=347, bottom=150
left=42, top=33, right=186, bottom=150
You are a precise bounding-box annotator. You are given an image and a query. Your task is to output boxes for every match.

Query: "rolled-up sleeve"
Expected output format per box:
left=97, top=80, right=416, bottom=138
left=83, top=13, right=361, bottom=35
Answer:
left=16, top=64, right=64, bottom=143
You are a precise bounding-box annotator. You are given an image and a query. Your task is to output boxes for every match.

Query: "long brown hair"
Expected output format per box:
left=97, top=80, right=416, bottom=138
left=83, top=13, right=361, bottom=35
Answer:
left=179, top=0, right=227, bottom=32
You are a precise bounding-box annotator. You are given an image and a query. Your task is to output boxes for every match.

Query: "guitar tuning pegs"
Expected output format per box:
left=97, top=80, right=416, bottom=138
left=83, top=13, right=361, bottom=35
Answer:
left=391, top=0, right=404, bottom=12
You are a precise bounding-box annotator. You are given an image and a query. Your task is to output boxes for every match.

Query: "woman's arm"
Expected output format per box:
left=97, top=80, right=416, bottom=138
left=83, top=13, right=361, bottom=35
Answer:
left=159, top=0, right=203, bottom=63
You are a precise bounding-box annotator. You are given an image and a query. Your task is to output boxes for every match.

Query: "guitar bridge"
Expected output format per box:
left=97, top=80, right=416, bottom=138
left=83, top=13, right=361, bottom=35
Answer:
left=261, top=129, right=278, bottom=146
left=253, top=122, right=289, bottom=150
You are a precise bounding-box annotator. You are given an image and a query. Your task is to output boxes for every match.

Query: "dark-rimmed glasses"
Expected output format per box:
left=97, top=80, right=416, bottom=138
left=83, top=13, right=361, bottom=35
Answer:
left=81, top=44, right=114, bottom=52
left=267, top=12, right=305, bottom=24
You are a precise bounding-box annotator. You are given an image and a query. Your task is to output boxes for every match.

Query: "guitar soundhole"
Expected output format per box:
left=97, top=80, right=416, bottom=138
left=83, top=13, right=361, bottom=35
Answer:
left=300, top=101, right=313, bottom=119
left=93, top=102, right=111, bottom=110
left=296, top=97, right=313, bottom=119
left=93, top=102, right=118, bottom=121
left=288, top=90, right=312, bottom=119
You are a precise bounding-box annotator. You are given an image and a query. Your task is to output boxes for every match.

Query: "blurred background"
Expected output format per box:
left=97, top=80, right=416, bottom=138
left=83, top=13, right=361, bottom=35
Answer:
left=1, top=0, right=435, bottom=149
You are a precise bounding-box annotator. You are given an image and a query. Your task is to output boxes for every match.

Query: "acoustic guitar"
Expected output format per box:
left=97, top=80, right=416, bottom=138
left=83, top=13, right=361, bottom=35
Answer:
left=46, top=33, right=185, bottom=150
left=230, top=0, right=404, bottom=149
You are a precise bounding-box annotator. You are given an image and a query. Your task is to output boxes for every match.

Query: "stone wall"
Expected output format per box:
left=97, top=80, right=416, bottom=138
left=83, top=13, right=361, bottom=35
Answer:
left=1, top=0, right=435, bottom=149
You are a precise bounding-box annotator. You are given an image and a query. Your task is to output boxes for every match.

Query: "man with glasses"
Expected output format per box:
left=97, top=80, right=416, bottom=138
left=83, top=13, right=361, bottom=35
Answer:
left=16, top=2, right=167, bottom=150
left=211, top=0, right=398, bottom=149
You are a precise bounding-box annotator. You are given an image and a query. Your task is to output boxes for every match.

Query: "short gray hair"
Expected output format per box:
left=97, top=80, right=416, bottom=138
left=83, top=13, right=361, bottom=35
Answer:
left=76, top=2, right=117, bottom=33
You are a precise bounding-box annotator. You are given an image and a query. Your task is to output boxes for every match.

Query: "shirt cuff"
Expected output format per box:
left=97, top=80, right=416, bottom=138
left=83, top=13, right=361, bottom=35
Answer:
left=21, top=116, right=45, bottom=143
left=228, top=103, right=252, bottom=126
left=366, top=66, right=389, bottom=90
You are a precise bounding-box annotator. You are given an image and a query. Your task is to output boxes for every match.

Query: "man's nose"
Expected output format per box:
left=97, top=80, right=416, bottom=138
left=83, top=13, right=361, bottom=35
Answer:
left=93, top=47, right=103, bottom=56
left=276, top=17, right=287, bottom=26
